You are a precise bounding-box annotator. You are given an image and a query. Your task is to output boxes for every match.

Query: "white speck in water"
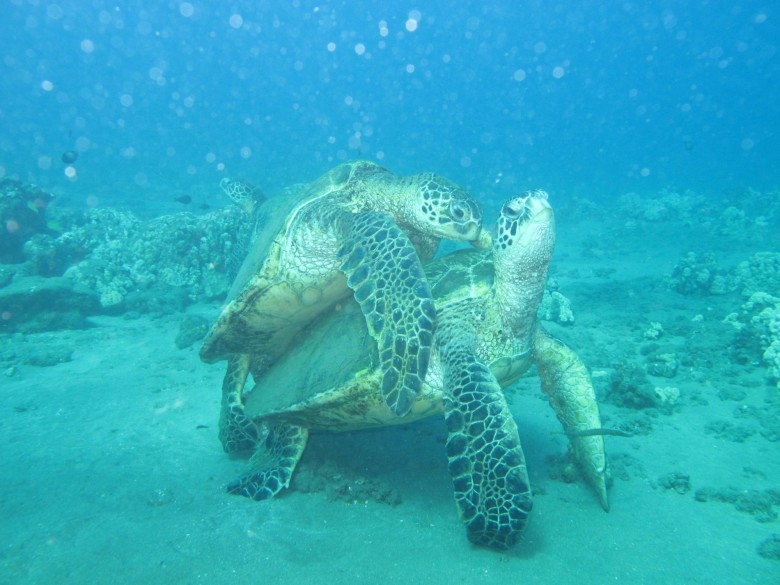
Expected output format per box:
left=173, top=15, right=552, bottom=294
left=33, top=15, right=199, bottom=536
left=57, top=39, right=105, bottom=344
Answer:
left=179, top=3, right=194, bottom=18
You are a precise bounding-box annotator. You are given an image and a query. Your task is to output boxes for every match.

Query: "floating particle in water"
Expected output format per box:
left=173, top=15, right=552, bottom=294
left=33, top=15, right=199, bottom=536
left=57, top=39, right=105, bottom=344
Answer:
left=61, top=150, right=78, bottom=164
left=174, top=194, right=193, bottom=204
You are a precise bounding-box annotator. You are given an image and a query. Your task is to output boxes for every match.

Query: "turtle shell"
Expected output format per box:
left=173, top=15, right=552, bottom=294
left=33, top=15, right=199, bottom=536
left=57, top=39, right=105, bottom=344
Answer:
left=243, top=248, right=499, bottom=431
left=243, top=302, right=383, bottom=428
left=200, top=162, right=372, bottom=363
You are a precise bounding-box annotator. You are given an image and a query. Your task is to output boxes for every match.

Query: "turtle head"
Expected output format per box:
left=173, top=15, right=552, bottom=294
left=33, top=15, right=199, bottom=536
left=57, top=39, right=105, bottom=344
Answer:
left=409, top=173, right=484, bottom=242
left=219, top=178, right=267, bottom=215
left=493, top=190, right=556, bottom=333
left=494, top=189, right=555, bottom=261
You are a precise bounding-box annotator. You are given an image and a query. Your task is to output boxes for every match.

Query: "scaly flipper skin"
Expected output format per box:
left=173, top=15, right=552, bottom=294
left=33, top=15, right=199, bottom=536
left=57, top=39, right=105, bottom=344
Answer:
left=219, top=354, right=258, bottom=453
left=227, top=423, right=310, bottom=500
left=532, top=325, right=610, bottom=511
left=339, top=210, right=436, bottom=416
left=437, top=310, right=533, bottom=549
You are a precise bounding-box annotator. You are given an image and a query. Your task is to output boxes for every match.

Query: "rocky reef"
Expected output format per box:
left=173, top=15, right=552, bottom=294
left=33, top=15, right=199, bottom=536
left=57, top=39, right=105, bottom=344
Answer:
left=0, top=180, right=245, bottom=332
left=668, top=252, right=736, bottom=296
left=538, top=277, right=575, bottom=324
left=662, top=247, right=780, bottom=387
left=0, top=178, right=57, bottom=263
left=725, top=292, right=780, bottom=388
left=57, top=207, right=243, bottom=309
left=617, top=188, right=706, bottom=223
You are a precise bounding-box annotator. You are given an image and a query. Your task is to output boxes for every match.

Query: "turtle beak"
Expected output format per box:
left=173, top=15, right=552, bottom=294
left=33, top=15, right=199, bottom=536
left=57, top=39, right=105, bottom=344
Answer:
left=470, top=227, right=493, bottom=249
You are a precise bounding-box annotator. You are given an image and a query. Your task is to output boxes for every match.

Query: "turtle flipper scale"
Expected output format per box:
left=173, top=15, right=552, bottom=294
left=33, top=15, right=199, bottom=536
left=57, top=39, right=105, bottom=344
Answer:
left=437, top=320, right=533, bottom=550
left=227, top=423, right=309, bottom=500
left=219, top=354, right=259, bottom=453
left=338, top=211, right=435, bottom=416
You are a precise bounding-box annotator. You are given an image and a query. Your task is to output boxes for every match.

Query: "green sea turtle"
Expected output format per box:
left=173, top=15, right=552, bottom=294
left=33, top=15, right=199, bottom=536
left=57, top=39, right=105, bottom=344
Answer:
left=201, top=160, right=485, bottom=437
left=223, top=190, right=609, bottom=550
left=220, top=176, right=267, bottom=218
left=219, top=178, right=268, bottom=281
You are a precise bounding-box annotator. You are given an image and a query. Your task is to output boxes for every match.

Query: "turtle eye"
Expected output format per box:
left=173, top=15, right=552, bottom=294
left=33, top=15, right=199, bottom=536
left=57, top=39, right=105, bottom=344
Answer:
left=502, top=203, right=522, bottom=219
left=502, top=194, right=531, bottom=220
left=450, top=200, right=467, bottom=220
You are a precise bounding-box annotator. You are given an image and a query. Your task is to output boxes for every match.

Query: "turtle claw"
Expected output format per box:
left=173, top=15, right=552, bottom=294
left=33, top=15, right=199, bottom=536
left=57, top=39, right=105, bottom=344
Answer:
left=598, top=482, right=610, bottom=513
left=580, top=452, right=610, bottom=512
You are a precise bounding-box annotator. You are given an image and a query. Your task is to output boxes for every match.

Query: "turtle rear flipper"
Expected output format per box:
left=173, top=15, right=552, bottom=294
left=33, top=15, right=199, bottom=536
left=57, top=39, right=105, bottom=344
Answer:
left=227, top=423, right=309, bottom=500
left=338, top=211, right=436, bottom=417
left=533, top=325, right=609, bottom=512
left=437, top=318, right=533, bottom=550
left=219, top=354, right=258, bottom=453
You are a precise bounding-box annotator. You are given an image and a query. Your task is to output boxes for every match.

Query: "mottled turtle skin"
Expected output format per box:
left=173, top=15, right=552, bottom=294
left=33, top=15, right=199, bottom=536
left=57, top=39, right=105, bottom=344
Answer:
left=223, top=190, right=609, bottom=551
left=201, top=160, right=485, bottom=425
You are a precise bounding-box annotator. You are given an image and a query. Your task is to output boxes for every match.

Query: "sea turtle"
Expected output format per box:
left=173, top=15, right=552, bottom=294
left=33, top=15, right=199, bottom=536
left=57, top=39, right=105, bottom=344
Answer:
left=218, top=177, right=268, bottom=281
left=220, top=176, right=267, bottom=219
left=223, top=190, right=609, bottom=550
left=201, top=161, right=486, bottom=442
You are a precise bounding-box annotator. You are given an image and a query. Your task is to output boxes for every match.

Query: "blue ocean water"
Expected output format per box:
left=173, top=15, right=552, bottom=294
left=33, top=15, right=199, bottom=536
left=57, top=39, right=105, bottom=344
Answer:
left=1, top=1, right=777, bottom=212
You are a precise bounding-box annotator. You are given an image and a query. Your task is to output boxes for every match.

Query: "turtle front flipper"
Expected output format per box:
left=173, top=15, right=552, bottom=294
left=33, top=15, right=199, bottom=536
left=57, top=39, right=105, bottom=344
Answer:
left=437, top=316, right=533, bottom=550
left=219, top=354, right=259, bottom=454
left=532, top=325, right=610, bottom=512
left=227, top=423, right=309, bottom=500
left=338, top=211, right=436, bottom=416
